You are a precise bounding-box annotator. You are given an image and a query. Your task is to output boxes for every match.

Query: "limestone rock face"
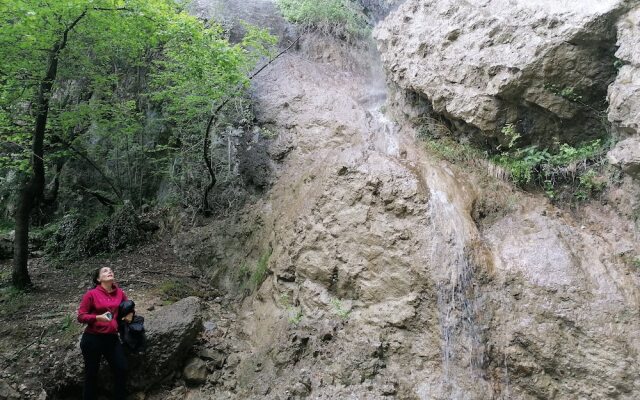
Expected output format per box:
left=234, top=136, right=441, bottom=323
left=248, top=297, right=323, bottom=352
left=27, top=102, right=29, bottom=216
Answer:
left=608, top=5, right=640, bottom=137
left=374, top=0, right=630, bottom=145
left=0, top=380, right=21, bottom=399
left=484, top=208, right=640, bottom=399
left=608, top=136, right=640, bottom=177
left=168, top=2, right=640, bottom=399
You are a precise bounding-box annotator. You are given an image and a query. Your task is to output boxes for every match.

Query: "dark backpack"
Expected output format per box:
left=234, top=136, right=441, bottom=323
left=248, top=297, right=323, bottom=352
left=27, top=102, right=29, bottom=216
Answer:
left=118, top=300, right=146, bottom=353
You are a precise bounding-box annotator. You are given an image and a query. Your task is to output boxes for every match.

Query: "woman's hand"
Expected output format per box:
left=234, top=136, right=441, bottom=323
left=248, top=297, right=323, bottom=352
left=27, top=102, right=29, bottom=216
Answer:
left=123, top=312, right=134, bottom=323
left=96, top=312, right=112, bottom=322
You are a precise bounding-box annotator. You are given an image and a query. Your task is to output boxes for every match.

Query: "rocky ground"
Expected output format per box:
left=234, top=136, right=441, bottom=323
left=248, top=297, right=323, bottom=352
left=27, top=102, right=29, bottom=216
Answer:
left=0, top=239, right=218, bottom=399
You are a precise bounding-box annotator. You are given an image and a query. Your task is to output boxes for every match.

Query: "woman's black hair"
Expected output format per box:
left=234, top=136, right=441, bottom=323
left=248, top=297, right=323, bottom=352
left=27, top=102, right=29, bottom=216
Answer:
left=92, top=267, right=101, bottom=287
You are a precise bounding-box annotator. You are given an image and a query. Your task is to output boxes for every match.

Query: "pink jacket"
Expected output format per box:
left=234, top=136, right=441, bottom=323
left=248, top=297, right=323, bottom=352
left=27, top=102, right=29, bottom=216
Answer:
left=77, top=284, right=128, bottom=335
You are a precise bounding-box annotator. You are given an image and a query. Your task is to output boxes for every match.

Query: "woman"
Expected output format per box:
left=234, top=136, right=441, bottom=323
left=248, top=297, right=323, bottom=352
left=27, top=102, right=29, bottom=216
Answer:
left=77, top=267, right=128, bottom=400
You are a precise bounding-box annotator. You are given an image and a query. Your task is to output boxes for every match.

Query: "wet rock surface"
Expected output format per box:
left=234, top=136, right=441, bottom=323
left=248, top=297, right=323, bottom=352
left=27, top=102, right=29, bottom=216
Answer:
left=165, top=2, right=640, bottom=399
left=484, top=207, right=640, bottom=399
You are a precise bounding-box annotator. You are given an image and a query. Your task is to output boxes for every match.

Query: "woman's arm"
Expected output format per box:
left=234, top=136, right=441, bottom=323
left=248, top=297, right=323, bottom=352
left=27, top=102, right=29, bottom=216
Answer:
left=77, top=291, right=96, bottom=324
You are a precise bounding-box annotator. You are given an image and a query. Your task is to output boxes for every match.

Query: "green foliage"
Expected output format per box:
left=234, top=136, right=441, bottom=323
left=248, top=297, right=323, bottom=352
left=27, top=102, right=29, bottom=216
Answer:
left=1, top=0, right=174, bottom=168
left=418, top=122, right=611, bottom=203
left=53, top=313, right=82, bottom=342
left=544, top=84, right=583, bottom=103
left=288, top=307, right=304, bottom=325
left=0, top=217, right=13, bottom=234
left=501, top=123, right=521, bottom=149
left=494, top=145, right=550, bottom=185
left=235, top=249, right=273, bottom=292
left=493, top=139, right=609, bottom=200
left=422, top=136, right=485, bottom=164
left=150, top=21, right=275, bottom=209
left=236, top=263, right=251, bottom=283
left=0, top=0, right=277, bottom=216
left=575, top=169, right=605, bottom=200
left=330, top=298, right=350, bottom=320
left=276, top=0, right=370, bottom=40
left=613, top=59, right=624, bottom=70
left=278, top=293, right=303, bottom=325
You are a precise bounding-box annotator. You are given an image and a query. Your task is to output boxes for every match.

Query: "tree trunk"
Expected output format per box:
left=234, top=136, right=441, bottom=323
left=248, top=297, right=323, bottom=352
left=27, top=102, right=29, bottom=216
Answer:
left=12, top=181, right=34, bottom=288
left=11, top=11, right=87, bottom=288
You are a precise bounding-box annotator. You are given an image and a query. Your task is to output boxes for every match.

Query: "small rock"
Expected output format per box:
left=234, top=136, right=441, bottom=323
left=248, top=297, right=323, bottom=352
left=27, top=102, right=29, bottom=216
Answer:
left=207, top=370, right=223, bottom=384
left=381, top=383, right=397, bottom=396
left=226, top=353, right=241, bottom=368
left=291, top=381, right=310, bottom=397
left=608, top=136, right=640, bottom=178
left=198, top=348, right=226, bottom=369
left=183, top=357, right=207, bottom=385
left=203, top=321, right=217, bottom=332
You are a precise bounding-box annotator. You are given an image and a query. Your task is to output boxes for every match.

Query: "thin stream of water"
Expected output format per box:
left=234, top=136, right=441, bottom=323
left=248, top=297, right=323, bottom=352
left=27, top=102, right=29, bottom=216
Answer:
left=365, top=92, right=491, bottom=398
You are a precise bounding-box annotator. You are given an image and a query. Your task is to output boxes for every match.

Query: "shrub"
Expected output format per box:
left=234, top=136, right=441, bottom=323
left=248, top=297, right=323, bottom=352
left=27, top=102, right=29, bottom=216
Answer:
left=417, top=119, right=611, bottom=202
left=276, top=0, right=370, bottom=40
left=493, top=139, right=610, bottom=201
left=422, top=136, right=485, bottom=164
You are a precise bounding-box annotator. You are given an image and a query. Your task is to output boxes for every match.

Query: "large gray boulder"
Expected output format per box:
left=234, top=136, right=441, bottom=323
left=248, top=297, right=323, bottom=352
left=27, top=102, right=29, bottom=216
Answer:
left=128, top=296, right=203, bottom=390
left=374, top=0, right=631, bottom=145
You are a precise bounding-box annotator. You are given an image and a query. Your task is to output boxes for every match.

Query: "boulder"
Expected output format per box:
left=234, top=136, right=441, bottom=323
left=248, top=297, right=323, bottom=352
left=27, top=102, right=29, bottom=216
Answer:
left=374, top=0, right=631, bottom=146
left=608, top=5, right=640, bottom=137
left=128, top=296, right=203, bottom=390
left=608, top=136, right=640, bottom=177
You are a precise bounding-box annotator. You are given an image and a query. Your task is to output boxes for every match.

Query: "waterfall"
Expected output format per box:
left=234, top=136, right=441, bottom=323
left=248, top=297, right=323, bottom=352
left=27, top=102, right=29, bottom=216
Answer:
left=429, top=187, right=486, bottom=397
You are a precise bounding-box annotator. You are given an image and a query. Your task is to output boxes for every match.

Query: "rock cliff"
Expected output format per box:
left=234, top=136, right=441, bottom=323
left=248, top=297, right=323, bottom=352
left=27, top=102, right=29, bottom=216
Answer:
left=374, top=0, right=637, bottom=148
left=169, top=1, right=640, bottom=399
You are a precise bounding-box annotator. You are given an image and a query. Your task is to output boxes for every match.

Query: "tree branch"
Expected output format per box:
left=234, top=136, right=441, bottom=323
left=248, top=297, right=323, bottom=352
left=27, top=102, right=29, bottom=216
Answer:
left=200, top=35, right=302, bottom=213
left=54, top=136, right=124, bottom=202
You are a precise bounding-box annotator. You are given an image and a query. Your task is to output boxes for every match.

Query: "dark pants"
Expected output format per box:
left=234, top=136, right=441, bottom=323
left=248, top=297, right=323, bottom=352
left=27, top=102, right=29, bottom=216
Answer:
left=80, top=333, right=127, bottom=400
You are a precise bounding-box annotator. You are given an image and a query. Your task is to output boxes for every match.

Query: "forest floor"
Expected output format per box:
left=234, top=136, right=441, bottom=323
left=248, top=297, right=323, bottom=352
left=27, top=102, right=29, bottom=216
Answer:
left=0, top=237, right=220, bottom=399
